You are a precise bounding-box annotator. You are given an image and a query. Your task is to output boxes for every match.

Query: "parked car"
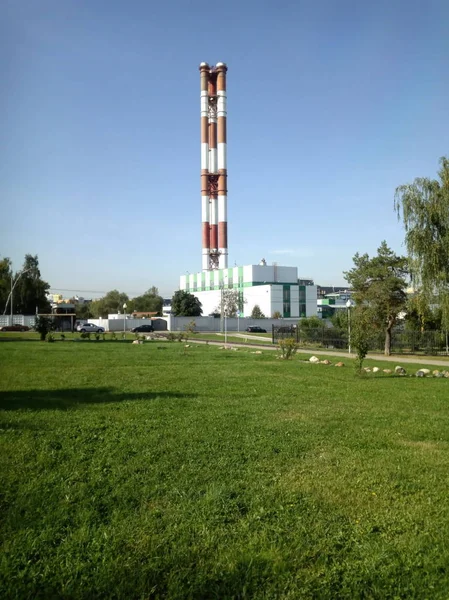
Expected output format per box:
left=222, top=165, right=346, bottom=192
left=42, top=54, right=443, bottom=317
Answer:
left=245, top=326, right=267, bottom=333
left=76, top=323, right=105, bottom=333
left=131, top=324, right=154, bottom=333
left=0, top=325, right=30, bottom=332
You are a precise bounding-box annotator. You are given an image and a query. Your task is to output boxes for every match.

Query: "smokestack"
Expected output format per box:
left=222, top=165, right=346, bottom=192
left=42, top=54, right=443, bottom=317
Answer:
left=199, top=62, right=228, bottom=270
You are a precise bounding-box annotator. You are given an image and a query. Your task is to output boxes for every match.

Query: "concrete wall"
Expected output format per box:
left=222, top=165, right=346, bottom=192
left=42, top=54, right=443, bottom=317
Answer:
left=0, top=315, right=36, bottom=328
left=87, top=318, right=167, bottom=332
left=168, top=315, right=300, bottom=333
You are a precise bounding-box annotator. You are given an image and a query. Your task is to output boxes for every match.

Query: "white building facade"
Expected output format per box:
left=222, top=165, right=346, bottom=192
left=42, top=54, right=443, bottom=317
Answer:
left=179, top=264, right=317, bottom=318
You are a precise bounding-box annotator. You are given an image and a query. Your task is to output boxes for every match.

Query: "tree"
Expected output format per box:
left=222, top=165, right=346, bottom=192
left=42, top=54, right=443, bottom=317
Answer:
left=298, top=315, right=322, bottom=331
left=272, top=311, right=282, bottom=319
left=251, top=304, right=265, bottom=319
left=34, top=315, right=54, bottom=341
left=215, top=289, right=240, bottom=318
left=0, top=257, right=13, bottom=314
left=132, top=288, right=163, bottom=315
left=89, top=290, right=129, bottom=318
left=12, top=255, right=50, bottom=315
left=395, top=156, right=449, bottom=330
left=330, top=309, right=348, bottom=330
left=344, top=241, right=409, bottom=356
left=351, top=307, right=372, bottom=373
left=171, top=290, right=203, bottom=317
left=75, top=302, right=93, bottom=320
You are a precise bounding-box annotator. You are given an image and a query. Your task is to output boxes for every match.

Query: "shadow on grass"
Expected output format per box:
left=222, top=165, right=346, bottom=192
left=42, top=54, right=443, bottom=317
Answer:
left=0, top=387, right=197, bottom=411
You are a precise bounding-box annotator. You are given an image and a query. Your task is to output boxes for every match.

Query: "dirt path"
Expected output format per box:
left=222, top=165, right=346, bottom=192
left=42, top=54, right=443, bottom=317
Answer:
left=194, top=336, right=449, bottom=368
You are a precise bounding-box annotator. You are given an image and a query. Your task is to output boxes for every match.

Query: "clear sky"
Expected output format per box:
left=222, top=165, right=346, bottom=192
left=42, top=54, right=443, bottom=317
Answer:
left=1, top=0, right=448, bottom=298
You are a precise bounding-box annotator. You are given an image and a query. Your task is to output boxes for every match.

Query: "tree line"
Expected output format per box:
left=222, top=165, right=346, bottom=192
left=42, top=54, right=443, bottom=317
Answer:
left=344, top=156, right=449, bottom=356
left=0, top=255, right=51, bottom=316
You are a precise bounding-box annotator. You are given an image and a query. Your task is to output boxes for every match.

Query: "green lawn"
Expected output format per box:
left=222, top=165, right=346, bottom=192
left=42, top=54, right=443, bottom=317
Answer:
left=1, top=339, right=449, bottom=598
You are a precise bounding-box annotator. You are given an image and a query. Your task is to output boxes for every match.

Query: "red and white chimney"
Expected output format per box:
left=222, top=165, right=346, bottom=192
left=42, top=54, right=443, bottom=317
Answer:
left=199, top=62, right=228, bottom=270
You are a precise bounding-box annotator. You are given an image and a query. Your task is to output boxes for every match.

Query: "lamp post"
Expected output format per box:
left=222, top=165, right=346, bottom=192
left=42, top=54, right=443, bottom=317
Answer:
left=123, top=303, right=127, bottom=337
left=346, top=299, right=353, bottom=354
left=3, top=267, right=34, bottom=323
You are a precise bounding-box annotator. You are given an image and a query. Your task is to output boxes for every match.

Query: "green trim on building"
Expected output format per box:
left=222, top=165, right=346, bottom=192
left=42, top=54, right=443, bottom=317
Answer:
left=283, top=284, right=291, bottom=318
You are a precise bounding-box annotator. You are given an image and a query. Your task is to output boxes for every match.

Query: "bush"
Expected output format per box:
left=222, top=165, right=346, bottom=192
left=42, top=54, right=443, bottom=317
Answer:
left=278, top=337, right=298, bottom=360
left=34, top=316, right=53, bottom=341
left=111, top=332, right=117, bottom=341
left=167, top=332, right=177, bottom=342
left=45, top=333, right=55, bottom=343
left=351, top=308, right=371, bottom=374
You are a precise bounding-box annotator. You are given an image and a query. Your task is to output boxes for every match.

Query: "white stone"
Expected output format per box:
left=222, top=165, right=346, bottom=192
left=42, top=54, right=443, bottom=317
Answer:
left=395, top=366, right=406, bottom=375
left=309, top=356, right=320, bottom=363
left=417, top=368, right=431, bottom=376
left=372, top=367, right=380, bottom=373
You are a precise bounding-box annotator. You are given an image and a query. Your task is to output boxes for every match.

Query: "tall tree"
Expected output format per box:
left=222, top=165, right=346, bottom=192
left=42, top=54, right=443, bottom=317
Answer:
left=344, top=241, right=409, bottom=355
left=215, top=289, right=240, bottom=318
left=132, top=288, right=163, bottom=315
left=89, top=290, right=129, bottom=318
left=0, top=257, right=13, bottom=314
left=75, top=302, right=93, bottom=320
left=13, top=255, right=50, bottom=315
left=171, top=291, right=203, bottom=317
left=395, top=156, right=449, bottom=330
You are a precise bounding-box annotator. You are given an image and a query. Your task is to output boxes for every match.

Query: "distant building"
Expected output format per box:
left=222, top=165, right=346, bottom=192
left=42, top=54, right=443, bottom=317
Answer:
left=317, top=290, right=354, bottom=318
left=162, top=298, right=172, bottom=316
left=316, top=285, right=350, bottom=299
left=180, top=264, right=317, bottom=318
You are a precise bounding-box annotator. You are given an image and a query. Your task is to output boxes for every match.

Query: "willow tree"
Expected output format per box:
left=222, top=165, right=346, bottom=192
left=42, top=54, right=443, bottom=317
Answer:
left=395, top=157, right=449, bottom=332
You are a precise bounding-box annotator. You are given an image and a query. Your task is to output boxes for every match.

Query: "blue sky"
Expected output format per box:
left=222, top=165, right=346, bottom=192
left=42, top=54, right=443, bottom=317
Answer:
left=1, top=0, right=448, bottom=298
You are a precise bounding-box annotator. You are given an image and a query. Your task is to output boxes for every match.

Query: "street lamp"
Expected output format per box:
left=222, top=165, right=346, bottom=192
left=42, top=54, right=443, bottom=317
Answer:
left=3, top=267, right=34, bottom=323
left=346, top=299, right=353, bottom=354
left=123, top=303, right=127, bottom=337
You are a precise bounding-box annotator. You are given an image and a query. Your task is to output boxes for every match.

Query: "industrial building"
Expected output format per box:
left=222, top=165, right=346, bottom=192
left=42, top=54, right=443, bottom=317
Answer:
left=179, top=62, right=317, bottom=319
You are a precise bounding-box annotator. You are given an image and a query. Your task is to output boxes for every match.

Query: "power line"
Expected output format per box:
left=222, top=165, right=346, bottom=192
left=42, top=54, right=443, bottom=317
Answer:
left=49, top=288, right=108, bottom=294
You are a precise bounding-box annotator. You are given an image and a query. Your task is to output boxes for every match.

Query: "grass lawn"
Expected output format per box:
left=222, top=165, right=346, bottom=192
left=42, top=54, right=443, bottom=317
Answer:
left=1, top=339, right=449, bottom=599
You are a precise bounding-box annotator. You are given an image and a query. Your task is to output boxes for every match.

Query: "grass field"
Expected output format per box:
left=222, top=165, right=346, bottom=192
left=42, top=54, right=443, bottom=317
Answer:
left=1, top=338, right=449, bottom=598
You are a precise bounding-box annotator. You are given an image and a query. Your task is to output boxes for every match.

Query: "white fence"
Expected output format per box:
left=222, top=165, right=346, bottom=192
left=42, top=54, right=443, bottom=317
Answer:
left=0, top=314, right=299, bottom=334
left=0, top=315, right=36, bottom=328
left=86, top=316, right=300, bottom=333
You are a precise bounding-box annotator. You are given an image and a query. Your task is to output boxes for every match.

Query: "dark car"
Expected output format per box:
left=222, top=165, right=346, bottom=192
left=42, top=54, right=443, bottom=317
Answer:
left=0, top=325, right=30, bottom=332
left=131, top=324, right=154, bottom=333
left=245, top=326, right=267, bottom=333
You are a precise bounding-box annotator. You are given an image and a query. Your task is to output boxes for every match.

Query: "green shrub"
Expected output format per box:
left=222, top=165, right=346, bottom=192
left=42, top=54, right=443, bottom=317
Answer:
left=278, top=337, right=298, bottom=360
left=167, top=332, right=177, bottom=342
left=60, top=334, right=65, bottom=341
left=45, top=333, right=55, bottom=343
left=111, top=332, right=117, bottom=341
left=34, top=316, right=53, bottom=341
